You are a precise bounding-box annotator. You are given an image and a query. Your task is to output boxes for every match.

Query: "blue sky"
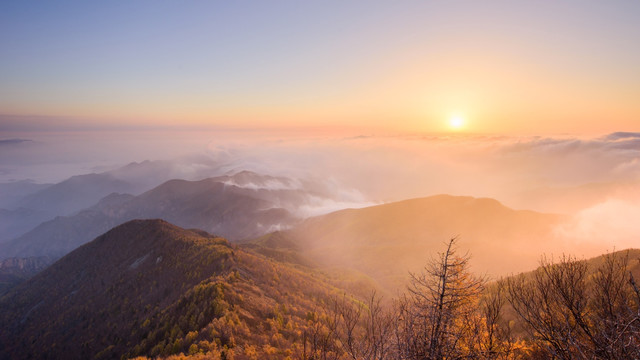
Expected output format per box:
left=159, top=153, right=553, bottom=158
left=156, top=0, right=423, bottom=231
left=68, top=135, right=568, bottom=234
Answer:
left=1, top=1, right=639, bottom=134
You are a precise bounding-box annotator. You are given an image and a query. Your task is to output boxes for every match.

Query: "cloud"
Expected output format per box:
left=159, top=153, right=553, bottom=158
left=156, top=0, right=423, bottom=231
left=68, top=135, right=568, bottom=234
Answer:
left=222, top=178, right=303, bottom=191
left=604, top=132, right=640, bottom=141
left=297, top=196, right=378, bottom=218
left=2, top=129, right=640, bottom=217
left=0, top=139, right=31, bottom=146
left=555, top=194, right=640, bottom=250
left=3, top=128, right=639, bottom=256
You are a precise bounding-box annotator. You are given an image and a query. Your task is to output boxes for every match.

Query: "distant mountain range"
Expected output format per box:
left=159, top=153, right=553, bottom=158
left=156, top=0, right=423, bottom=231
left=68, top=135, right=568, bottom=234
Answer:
left=0, top=181, right=53, bottom=243
left=0, top=219, right=355, bottom=360
left=0, top=171, right=348, bottom=260
left=0, top=207, right=50, bottom=244
left=16, top=173, right=137, bottom=216
left=11, top=156, right=245, bottom=213
left=0, top=180, right=52, bottom=210
left=0, top=157, right=229, bottom=242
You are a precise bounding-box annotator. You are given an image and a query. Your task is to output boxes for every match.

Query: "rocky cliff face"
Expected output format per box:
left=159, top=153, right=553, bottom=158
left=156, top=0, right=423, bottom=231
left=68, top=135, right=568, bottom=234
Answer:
left=0, top=256, right=52, bottom=296
left=0, top=256, right=51, bottom=275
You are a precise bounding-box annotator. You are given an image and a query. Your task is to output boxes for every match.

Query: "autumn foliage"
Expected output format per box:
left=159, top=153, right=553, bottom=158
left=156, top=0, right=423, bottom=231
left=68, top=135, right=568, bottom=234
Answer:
left=2, top=220, right=639, bottom=360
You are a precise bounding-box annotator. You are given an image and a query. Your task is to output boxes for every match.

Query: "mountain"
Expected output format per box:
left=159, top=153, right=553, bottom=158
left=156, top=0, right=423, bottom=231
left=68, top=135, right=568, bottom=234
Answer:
left=103, top=156, right=232, bottom=192
left=0, top=180, right=51, bottom=209
left=1, top=157, right=226, bottom=242
left=0, top=193, right=135, bottom=259
left=0, top=219, right=360, bottom=360
left=2, top=219, right=636, bottom=359
left=13, top=157, right=226, bottom=217
left=254, top=195, right=569, bottom=292
left=16, top=173, right=138, bottom=216
left=0, top=171, right=355, bottom=260
left=2, top=174, right=141, bottom=245
left=0, top=207, right=50, bottom=243
left=0, top=181, right=53, bottom=242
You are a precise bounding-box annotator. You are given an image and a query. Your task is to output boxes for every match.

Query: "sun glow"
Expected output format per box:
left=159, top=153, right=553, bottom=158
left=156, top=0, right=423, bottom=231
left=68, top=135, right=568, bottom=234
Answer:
left=449, top=114, right=465, bottom=130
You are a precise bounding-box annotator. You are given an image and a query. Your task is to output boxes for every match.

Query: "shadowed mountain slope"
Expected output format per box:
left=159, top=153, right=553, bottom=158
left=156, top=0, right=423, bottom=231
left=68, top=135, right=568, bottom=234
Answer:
left=0, top=219, right=359, bottom=360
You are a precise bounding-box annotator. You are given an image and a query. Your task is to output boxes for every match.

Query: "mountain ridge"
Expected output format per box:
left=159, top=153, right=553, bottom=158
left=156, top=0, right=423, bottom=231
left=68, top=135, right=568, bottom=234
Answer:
left=0, top=172, right=307, bottom=260
left=255, top=194, right=569, bottom=291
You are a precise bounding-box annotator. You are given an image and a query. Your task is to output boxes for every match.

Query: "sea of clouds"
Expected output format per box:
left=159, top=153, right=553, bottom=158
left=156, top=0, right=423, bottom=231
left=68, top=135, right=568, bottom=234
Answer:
left=2, top=129, right=639, bottom=250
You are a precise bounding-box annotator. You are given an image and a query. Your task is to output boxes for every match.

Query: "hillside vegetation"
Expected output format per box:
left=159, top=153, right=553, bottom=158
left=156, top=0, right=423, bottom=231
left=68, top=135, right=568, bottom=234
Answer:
left=2, top=217, right=639, bottom=359
left=0, top=220, right=367, bottom=360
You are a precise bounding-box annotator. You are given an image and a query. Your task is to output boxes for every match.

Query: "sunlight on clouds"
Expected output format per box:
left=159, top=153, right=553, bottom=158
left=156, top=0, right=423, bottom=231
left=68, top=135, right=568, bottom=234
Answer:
left=3, top=128, right=640, bottom=257
left=555, top=195, right=640, bottom=250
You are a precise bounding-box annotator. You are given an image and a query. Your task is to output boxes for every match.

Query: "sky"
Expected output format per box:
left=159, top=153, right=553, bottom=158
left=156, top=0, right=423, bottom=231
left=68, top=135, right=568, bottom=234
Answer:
left=1, top=1, right=639, bottom=135
left=1, top=0, right=640, bottom=244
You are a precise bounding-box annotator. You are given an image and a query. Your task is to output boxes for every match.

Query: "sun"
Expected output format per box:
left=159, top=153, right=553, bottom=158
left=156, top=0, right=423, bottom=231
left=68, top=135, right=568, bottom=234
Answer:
left=449, top=114, right=465, bottom=130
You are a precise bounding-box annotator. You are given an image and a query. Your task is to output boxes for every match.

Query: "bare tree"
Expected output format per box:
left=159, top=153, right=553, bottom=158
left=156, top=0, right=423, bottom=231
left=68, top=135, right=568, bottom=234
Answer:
left=331, top=291, right=395, bottom=360
left=302, top=305, right=340, bottom=360
left=395, top=237, right=485, bottom=359
left=472, top=281, right=519, bottom=359
left=506, top=250, right=640, bottom=359
left=590, top=251, right=640, bottom=359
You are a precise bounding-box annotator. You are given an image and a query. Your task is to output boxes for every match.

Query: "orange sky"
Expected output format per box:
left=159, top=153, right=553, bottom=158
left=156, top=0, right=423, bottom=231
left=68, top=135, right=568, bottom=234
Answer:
left=1, top=1, right=639, bottom=135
